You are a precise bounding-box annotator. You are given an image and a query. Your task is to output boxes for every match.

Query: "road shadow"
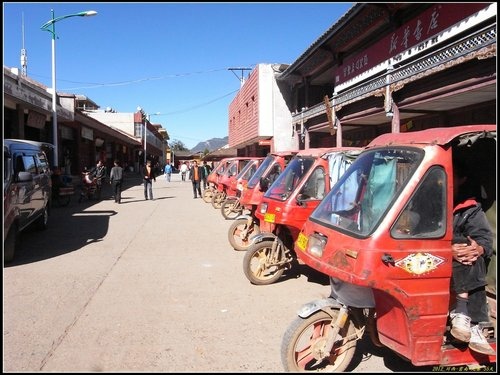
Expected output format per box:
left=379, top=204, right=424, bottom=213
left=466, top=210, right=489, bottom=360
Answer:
left=6, top=206, right=117, bottom=267
left=345, top=333, right=496, bottom=372
left=278, top=263, right=330, bottom=286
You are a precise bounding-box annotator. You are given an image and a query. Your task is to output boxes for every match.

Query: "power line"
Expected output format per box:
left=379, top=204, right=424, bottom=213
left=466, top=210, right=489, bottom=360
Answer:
left=228, top=67, right=252, bottom=87
left=26, top=65, right=256, bottom=91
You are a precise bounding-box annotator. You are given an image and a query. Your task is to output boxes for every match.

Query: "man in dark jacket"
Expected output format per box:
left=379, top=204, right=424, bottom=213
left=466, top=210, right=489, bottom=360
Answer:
left=449, top=161, right=494, bottom=355
left=201, top=161, right=212, bottom=190
left=189, top=160, right=203, bottom=198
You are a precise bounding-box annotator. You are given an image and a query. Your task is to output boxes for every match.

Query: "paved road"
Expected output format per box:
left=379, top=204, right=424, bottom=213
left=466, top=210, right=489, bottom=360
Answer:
left=4, top=172, right=428, bottom=372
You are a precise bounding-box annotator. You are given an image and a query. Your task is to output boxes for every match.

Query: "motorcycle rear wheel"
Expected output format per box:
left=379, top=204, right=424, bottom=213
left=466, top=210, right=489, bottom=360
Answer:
left=228, top=218, right=260, bottom=251
left=243, top=240, right=285, bottom=285
left=221, top=196, right=243, bottom=220
left=281, top=310, right=356, bottom=372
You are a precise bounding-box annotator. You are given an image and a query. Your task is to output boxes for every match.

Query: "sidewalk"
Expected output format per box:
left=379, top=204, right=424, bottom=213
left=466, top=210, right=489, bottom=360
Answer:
left=4, top=169, right=333, bottom=372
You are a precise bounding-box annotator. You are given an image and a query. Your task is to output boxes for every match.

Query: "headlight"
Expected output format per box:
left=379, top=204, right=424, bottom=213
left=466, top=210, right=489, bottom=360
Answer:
left=307, top=233, right=327, bottom=257
left=260, top=202, right=268, bottom=214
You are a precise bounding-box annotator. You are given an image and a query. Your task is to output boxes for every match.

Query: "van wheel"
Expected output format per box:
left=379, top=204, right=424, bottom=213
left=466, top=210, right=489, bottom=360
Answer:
left=4, top=224, right=18, bottom=263
left=36, top=206, right=49, bottom=230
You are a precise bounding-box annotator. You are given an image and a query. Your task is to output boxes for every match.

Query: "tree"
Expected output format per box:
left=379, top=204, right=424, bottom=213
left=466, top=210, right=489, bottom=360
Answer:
left=169, top=139, right=189, bottom=151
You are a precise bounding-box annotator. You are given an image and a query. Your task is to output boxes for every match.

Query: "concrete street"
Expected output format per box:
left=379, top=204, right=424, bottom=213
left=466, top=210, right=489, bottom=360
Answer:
left=4, top=172, right=427, bottom=372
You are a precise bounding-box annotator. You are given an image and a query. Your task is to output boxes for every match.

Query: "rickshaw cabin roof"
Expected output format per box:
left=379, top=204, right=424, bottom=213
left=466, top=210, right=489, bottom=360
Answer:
left=296, top=147, right=362, bottom=158
left=367, top=125, right=496, bottom=148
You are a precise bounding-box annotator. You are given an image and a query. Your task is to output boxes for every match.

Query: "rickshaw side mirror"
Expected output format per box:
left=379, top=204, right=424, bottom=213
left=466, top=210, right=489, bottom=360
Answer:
left=296, top=193, right=307, bottom=206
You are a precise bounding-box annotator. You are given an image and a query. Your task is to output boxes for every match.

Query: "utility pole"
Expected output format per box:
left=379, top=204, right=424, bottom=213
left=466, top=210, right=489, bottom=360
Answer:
left=228, top=67, right=252, bottom=87
left=21, top=12, right=27, bottom=77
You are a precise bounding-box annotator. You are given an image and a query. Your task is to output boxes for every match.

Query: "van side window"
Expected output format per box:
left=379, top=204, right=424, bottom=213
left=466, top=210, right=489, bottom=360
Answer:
left=35, top=153, right=49, bottom=174
left=15, top=155, right=25, bottom=173
left=392, top=166, right=446, bottom=238
left=22, top=155, right=37, bottom=175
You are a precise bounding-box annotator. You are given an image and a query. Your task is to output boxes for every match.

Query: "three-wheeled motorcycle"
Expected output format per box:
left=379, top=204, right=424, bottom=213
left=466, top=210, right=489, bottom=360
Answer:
left=210, top=157, right=259, bottom=209
left=220, top=157, right=264, bottom=219
left=243, top=148, right=361, bottom=285
left=227, top=151, right=297, bottom=250
left=282, top=125, right=496, bottom=371
left=203, top=158, right=233, bottom=203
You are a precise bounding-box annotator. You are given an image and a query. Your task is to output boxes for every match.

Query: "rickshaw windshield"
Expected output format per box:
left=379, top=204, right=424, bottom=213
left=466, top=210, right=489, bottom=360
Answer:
left=215, top=160, right=230, bottom=175
left=264, top=157, right=315, bottom=201
left=247, top=155, right=274, bottom=189
left=310, top=148, right=423, bottom=237
left=238, top=160, right=259, bottom=181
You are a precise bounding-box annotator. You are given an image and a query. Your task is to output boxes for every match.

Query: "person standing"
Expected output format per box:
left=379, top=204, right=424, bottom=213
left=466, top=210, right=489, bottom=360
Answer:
left=164, top=161, right=172, bottom=182
left=180, top=162, right=188, bottom=182
left=143, top=160, right=156, bottom=200
left=92, top=160, right=107, bottom=199
left=201, top=160, right=212, bottom=190
left=189, top=160, right=203, bottom=198
left=109, top=160, right=124, bottom=204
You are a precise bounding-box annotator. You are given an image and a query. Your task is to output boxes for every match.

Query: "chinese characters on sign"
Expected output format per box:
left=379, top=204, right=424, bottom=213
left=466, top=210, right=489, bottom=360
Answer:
left=335, top=3, right=487, bottom=85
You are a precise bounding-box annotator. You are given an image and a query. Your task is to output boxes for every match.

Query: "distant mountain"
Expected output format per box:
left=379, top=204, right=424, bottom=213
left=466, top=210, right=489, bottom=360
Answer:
left=190, top=136, right=228, bottom=153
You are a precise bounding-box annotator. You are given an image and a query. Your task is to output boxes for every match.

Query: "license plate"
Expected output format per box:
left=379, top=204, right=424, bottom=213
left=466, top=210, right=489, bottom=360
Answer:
left=264, top=213, right=275, bottom=223
left=296, top=232, right=308, bottom=251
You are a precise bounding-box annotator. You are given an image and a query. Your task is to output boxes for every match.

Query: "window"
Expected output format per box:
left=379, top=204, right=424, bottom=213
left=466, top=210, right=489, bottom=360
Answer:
left=392, top=166, right=446, bottom=238
left=22, top=155, right=37, bottom=174
left=299, top=167, right=326, bottom=200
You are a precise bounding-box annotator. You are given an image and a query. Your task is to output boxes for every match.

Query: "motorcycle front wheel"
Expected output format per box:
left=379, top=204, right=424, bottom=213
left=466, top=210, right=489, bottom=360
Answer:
left=228, top=218, right=260, bottom=251
left=281, top=310, right=356, bottom=372
left=243, top=240, right=285, bottom=285
left=202, top=188, right=214, bottom=203
left=211, top=191, right=225, bottom=209
left=221, top=196, right=243, bottom=220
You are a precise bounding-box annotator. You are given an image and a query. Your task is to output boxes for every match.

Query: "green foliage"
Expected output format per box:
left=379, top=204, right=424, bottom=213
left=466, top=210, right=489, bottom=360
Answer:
left=170, top=139, right=189, bottom=151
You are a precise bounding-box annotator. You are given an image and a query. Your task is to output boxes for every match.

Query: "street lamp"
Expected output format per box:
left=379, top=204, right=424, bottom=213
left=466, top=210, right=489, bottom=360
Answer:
left=41, top=9, right=97, bottom=167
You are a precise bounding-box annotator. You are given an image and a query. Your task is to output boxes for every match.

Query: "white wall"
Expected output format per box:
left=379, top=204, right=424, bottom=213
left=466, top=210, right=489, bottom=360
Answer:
left=258, top=64, right=294, bottom=152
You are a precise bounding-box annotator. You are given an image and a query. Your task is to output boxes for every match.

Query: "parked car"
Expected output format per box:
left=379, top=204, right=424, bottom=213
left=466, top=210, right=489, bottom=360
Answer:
left=4, top=139, right=53, bottom=263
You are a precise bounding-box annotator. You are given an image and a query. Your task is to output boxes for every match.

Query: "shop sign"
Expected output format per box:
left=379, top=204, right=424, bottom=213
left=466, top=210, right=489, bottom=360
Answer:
left=26, top=110, right=46, bottom=129
left=61, top=126, right=75, bottom=140
left=335, top=3, right=489, bottom=87
left=81, top=126, right=93, bottom=140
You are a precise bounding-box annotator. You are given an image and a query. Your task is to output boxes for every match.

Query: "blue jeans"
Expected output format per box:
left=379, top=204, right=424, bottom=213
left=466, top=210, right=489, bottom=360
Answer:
left=192, top=180, right=201, bottom=197
left=144, top=179, right=153, bottom=199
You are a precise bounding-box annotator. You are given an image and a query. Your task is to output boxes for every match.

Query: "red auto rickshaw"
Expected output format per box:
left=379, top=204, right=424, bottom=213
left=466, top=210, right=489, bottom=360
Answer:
left=227, top=151, right=298, bottom=248
left=211, top=157, right=261, bottom=209
left=242, top=147, right=361, bottom=285
left=203, top=158, right=234, bottom=203
left=283, top=125, right=496, bottom=371
left=219, top=157, right=264, bottom=219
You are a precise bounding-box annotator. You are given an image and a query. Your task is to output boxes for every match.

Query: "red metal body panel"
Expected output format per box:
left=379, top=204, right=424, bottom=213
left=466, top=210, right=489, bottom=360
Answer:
left=295, top=125, right=496, bottom=366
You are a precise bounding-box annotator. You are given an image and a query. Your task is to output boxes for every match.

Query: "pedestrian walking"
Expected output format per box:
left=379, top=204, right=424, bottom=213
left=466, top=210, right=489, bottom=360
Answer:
left=164, top=161, right=172, bottom=182
left=180, top=162, right=188, bottom=182
left=91, top=160, right=107, bottom=199
left=143, top=160, right=156, bottom=200
left=201, top=160, right=212, bottom=190
left=189, top=160, right=203, bottom=198
left=109, top=159, right=124, bottom=204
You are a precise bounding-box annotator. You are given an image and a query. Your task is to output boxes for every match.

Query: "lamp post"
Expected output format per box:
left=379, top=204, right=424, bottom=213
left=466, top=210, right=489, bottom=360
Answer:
left=41, top=9, right=97, bottom=167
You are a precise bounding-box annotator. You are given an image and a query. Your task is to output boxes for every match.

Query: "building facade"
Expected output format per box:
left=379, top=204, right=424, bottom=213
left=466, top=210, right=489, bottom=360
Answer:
left=228, top=3, right=496, bottom=153
left=3, top=66, right=167, bottom=174
left=228, top=63, right=296, bottom=156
